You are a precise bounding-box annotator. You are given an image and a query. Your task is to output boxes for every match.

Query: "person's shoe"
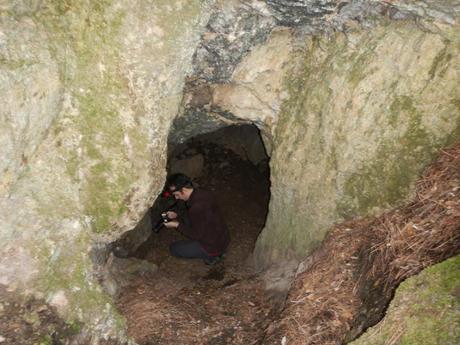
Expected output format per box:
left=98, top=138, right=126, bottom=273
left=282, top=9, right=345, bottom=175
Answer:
left=204, top=255, right=223, bottom=266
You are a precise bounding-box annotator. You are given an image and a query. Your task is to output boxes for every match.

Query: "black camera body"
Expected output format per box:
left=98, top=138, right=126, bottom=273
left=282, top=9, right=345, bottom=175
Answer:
left=161, top=213, right=172, bottom=223
left=151, top=191, right=180, bottom=233
left=153, top=213, right=172, bottom=233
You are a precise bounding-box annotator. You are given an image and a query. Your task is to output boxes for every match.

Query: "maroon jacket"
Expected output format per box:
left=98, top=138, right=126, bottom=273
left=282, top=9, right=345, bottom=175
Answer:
left=178, top=188, right=230, bottom=255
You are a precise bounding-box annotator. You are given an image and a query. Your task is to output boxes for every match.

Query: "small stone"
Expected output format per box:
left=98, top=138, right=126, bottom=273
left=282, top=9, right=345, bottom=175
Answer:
left=36, top=305, right=47, bottom=313
left=0, top=335, right=5, bottom=342
left=49, top=290, right=68, bottom=309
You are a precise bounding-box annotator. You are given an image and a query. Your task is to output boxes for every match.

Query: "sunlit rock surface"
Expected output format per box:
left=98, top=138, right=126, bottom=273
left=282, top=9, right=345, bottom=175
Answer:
left=0, top=0, right=212, bottom=341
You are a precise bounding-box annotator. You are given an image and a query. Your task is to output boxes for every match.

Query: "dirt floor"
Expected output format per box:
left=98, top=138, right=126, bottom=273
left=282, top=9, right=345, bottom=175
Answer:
left=0, top=285, right=82, bottom=344
left=116, top=142, right=278, bottom=345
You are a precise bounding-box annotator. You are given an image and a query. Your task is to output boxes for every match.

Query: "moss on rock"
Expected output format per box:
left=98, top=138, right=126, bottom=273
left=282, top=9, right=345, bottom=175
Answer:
left=350, top=255, right=460, bottom=345
left=339, top=97, right=433, bottom=217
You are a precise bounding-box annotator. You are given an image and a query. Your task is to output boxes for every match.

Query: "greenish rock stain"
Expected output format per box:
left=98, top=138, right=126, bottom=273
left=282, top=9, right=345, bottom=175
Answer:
left=348, top=48, right=374, bottom=88
left=0, top=55, right=36, bottom=70
left=339, top=94, right=460, bottom=218
left=33, top=0, right=208, bottom=235
left=65, top=150, right=80, bottom=183
left=76, top=90, right=134, bottom=233
left=32, top=235, right=127, bottom=333
left=428, top=41, right=453, bottom=80
left=33, top=0, right=136, bottom=234
left=259, top=35, right=357, bottom=261
left=340, top=96, right=427, bottom=216
left=452, top=98, right=460, bottom=112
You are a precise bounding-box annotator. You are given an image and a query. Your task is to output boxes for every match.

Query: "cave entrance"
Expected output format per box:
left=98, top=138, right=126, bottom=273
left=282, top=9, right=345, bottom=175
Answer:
left=109, top=123, right=270, bottom=277
left=141, top=123, right=271, bottom=269
left=114, top=124, right=278, bottom=344
left=166, top=124, right=270, bottom=264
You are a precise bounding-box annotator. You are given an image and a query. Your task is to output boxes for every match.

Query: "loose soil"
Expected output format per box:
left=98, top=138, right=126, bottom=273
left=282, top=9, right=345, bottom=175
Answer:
left=116, top=142, right=277, bottom=344
left=0, top=285, right=82, bottom=344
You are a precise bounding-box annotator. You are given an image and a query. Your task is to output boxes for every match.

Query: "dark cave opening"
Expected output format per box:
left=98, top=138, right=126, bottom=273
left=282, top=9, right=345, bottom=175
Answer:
left=145, top=123, right=271, bottom=266
left=110, top=124, right=278, bottom=344
left=110, top=123, right=271, bottom=271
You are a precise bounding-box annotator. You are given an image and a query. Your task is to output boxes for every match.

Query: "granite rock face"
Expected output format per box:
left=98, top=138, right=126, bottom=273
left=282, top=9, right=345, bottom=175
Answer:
left=0, top=14, right=62, bottom=196
left=169, top=0, right=459, bottom=148
left=254, top=20, right=460, bottom=267
left=0, top=0, right=212, bottom=342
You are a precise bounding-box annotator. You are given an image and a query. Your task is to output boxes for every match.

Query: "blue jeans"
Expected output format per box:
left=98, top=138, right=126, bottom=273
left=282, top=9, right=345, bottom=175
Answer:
left=169, top=240, right=212, bottom=259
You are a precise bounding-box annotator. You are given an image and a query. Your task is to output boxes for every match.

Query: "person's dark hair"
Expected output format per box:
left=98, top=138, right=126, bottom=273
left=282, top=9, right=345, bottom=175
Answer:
left=166, top=173, right=193, bottom=191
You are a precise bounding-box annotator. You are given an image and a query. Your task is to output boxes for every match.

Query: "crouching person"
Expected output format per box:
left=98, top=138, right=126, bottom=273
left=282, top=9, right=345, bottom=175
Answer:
left=163, top=173, right=230, bottom=265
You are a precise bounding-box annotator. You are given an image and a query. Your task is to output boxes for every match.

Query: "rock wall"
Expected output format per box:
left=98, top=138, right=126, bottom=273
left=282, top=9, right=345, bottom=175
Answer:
left=162, top=1, right=460, bottom=269
left=168, top=0, right=276, bottom=146
left=164, top=2, right=460, bottom=271
left=350, top=255, right=460, bottom=345
left=0, top=0, right=212, bottom=341
left=1, top=0, right=459, bottom=342
left=254, top=19, right=460, bottom=267
left=169, top=0, right=460, bottom=150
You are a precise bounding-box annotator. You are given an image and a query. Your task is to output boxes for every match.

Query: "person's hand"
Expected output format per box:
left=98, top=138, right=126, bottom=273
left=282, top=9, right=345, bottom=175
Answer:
left=164, top=220, right=179, bottom=229
left=165, top=211, right=178, bottom=219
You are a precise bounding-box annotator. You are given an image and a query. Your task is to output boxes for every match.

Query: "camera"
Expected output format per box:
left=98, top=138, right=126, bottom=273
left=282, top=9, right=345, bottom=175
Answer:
left=161, top=213, right=171, bottom=223
left=153, top=213, right=172, bottom=233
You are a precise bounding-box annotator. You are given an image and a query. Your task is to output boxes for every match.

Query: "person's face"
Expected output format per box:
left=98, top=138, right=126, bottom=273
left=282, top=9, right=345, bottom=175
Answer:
left=171, top=187, right=189, bottom=201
